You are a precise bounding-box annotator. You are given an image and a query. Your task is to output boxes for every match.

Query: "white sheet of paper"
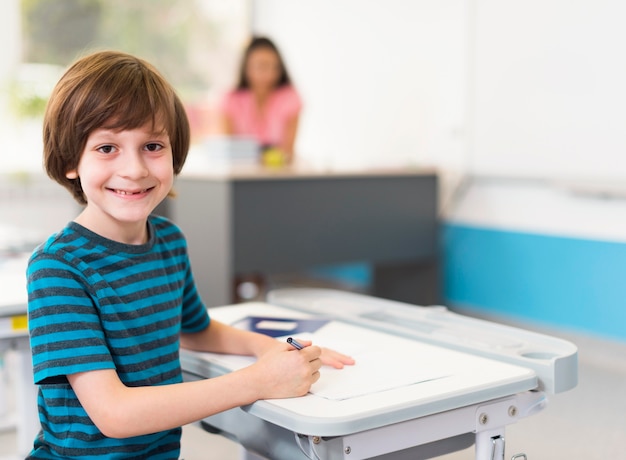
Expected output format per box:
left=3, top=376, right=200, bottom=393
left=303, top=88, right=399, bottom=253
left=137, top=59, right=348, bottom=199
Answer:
left=310, top=350, right=447, bottom=400
left=195, top=331, right=448, bottom=401
left=305, top=334, right=448, bottom=400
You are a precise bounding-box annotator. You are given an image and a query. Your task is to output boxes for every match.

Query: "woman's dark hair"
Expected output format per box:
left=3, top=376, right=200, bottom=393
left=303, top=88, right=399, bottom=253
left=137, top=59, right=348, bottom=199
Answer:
left=236, top=36, right=291, bottom=90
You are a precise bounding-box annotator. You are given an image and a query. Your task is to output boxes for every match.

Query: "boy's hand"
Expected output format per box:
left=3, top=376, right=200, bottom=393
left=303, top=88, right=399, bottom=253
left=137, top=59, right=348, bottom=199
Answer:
left=246, top=337, right=355, bottom=401
left=250, top=342, right=322, bottom=399
left=320, top=347, right=355, bottom=369
left=289, top=338, right=355, bottom=369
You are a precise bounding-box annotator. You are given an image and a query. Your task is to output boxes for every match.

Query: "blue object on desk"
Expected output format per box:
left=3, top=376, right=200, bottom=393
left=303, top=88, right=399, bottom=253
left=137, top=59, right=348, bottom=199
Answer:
left=233, top=316, right=329, bottom=338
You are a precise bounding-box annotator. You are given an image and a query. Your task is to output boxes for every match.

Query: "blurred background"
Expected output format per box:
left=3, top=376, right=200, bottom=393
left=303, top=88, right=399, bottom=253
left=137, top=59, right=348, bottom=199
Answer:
left=3, top=0, right=626, bottom=341
left=2, top=1, right=626, bottom=459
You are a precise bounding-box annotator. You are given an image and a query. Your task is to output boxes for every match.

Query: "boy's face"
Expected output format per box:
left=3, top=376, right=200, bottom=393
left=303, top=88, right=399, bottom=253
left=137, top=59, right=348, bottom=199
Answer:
left=65, top=122, right=174, bottom=243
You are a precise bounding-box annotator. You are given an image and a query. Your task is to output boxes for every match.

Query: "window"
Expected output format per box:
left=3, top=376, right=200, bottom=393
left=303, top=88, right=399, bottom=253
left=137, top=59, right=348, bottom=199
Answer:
left=1, top=0, right=250, bottom=174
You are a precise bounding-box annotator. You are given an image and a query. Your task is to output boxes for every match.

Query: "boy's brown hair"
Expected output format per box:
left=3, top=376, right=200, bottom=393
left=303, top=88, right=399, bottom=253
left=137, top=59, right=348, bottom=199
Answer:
left=43, top=50, right=190, bottom=204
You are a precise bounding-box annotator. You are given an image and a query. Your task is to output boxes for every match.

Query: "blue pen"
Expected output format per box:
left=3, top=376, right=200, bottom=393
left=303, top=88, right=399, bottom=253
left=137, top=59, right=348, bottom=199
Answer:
left=287, top=337, right=304, bottom=350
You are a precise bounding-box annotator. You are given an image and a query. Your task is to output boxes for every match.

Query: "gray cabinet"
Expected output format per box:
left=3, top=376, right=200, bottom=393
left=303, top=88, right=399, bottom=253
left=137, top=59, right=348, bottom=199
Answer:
left=168, top=169, right=439, bottom=307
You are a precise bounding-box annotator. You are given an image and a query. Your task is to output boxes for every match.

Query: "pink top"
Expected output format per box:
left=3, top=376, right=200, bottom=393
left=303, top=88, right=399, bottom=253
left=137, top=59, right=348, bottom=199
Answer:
left=221, top=85, right=302, bottom=148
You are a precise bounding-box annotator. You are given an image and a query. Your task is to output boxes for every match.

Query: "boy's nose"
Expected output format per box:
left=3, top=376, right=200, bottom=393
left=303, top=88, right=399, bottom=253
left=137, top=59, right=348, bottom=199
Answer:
left=120, top=151, right=149, bottom=179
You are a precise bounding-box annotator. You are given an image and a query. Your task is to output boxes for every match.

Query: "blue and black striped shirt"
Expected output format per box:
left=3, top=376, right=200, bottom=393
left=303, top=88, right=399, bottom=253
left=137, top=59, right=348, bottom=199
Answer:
left=27, top=215, right=210, bottom=459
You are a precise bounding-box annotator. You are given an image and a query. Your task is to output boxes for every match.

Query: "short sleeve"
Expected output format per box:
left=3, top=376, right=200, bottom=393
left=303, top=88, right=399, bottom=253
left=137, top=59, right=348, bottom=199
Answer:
left=27, top=254, right=115, bottom=385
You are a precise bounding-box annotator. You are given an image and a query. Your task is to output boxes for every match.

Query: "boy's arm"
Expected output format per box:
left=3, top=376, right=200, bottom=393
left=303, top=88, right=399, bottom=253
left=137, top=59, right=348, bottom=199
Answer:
left=68, top=321, right=355, bottom=438
left=67, top=341, right=321, bottom=439
left=181, top=319, right=355, bottom=368
left=180, top=319, right=277, bottom=357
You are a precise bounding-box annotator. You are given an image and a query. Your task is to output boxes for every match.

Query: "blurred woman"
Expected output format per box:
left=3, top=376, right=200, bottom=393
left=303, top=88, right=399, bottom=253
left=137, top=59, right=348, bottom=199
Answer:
left=220, top=36, right=301, bottom=163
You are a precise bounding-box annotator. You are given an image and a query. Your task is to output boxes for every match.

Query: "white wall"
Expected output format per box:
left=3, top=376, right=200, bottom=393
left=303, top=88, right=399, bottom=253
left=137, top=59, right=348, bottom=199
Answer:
left=447, top=178, right=626, bottom=243
left=254, top=0, right=626, bottom=185
left=253, top=0, right=468, bottom=171
left=471, top=0, right=626, bottom=182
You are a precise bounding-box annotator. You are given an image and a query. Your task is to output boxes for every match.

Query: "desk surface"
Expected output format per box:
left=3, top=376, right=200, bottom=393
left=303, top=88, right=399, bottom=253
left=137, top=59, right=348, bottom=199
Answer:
left=0, top=254, right=29, bottom=343
left=182, top=303, right=538, bottom=437
left=0, top=254, right=29, bottom=315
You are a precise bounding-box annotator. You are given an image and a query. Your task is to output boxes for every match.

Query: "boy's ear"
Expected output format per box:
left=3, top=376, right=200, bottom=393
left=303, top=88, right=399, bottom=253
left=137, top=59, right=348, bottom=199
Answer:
left=66, top=169, right=78, bottom=179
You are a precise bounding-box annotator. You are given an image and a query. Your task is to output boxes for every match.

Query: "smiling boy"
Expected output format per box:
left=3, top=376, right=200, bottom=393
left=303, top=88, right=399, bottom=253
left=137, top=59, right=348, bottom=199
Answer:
left=26, top=51, right=353, bottom=459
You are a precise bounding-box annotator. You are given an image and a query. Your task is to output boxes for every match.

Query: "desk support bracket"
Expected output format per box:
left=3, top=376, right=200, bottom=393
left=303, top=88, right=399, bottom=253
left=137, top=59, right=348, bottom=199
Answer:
left=329, top=391, right=544, bottom=460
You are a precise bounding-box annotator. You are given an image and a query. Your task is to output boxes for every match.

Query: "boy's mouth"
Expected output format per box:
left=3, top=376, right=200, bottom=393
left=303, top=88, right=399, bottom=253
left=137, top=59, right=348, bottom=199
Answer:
left=109, top=187, right=153, bottom=195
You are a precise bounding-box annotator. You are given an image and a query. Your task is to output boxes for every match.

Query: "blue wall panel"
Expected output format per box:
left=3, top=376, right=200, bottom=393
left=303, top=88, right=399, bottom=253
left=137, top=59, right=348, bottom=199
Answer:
left=443, top=223, right=626, bottom=341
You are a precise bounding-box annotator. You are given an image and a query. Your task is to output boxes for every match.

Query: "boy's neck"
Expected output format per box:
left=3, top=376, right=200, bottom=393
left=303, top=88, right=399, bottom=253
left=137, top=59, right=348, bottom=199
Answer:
left=74, top=211, right=150, bottom=245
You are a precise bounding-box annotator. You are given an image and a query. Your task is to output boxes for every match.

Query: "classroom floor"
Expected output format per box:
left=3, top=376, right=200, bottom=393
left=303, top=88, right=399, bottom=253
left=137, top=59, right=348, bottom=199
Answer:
left=2, top=322, right=625, bottom=460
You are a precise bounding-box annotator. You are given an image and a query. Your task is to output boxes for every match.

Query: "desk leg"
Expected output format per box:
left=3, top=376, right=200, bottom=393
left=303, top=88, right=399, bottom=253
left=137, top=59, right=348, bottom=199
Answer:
left=0, top=350, right=15, bottom=432
left=239, top=446, right=266, bottom=460
left=13, top=348, right=39, bottom=457
left=475, top=428, right=505, bottom=460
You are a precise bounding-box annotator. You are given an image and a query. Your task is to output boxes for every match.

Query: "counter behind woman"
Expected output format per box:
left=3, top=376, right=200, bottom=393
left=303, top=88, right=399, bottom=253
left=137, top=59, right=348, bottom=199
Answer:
left=219, top=36, right=302, bottom=163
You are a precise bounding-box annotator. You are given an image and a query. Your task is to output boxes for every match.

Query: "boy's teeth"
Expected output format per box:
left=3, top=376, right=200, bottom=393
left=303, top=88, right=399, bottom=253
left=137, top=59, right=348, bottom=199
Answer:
left=116, top=189, right=146, bottom=195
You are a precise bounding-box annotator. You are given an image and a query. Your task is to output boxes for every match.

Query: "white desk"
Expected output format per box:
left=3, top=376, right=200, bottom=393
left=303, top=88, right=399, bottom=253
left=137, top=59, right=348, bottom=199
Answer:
left=181, top=289, right=578, bottom=460
left=0, top=254, right=39, bottom=460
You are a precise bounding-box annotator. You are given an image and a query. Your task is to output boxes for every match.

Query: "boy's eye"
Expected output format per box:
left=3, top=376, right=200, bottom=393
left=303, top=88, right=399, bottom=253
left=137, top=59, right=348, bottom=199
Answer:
left=145, top=143, right=163, bottom=152
left=97, top=145, right=116, bottom=154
